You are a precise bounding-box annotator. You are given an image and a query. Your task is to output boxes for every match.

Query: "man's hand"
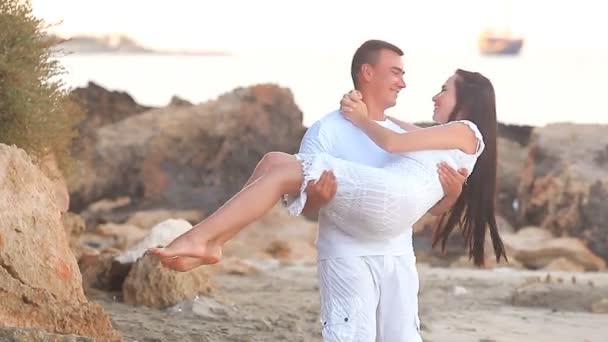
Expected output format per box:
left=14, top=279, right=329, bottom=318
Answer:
left=301, top=170, right=337, bottom=216
left=428, top=162, right=468, bottom=216
left=438, top=162, right=468, bottom=198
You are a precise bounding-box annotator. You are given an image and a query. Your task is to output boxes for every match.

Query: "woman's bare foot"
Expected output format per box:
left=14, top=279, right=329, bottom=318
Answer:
left=146, top=232, right=223, bottom=271
left=159, top=251, right=222, bottom=272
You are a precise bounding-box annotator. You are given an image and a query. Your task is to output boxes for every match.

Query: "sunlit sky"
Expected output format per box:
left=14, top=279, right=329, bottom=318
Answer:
left=32, top=0, right=607, bottom=52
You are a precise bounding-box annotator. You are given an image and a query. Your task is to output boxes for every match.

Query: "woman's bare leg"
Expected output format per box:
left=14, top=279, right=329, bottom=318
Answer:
left=243, top=151, right=293, bottom=187
left=147, top=152, right=303, bottom=271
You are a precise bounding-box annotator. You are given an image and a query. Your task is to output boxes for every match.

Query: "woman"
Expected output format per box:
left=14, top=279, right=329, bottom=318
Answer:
left=147, top=69, right=507, bottom=271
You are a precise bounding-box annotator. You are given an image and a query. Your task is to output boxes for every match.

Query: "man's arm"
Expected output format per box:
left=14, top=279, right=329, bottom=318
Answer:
left=294, top=121, right=337, bottom=217
left=429, top=163, right=469, bottom=216
left=301, top=171, right=337, bottom=216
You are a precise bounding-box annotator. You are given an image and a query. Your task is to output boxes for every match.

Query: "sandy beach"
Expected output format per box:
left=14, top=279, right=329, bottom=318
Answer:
left=89, top=262, right=608, bottom=342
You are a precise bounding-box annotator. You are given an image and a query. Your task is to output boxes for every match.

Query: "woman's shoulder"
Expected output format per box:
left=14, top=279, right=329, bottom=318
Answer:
left=445, top=120, right=485, bottom=155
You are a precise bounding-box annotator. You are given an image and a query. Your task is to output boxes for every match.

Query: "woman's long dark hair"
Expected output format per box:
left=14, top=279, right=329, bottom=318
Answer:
left=432, top=69, right=508, bottom=266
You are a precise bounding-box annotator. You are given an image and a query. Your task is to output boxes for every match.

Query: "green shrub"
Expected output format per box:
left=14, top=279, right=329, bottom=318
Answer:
left=0, top=0, right=82, bottom=175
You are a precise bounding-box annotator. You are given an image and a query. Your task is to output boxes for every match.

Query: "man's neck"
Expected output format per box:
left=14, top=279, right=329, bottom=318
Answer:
left=360, top=91, right=386, bottom=121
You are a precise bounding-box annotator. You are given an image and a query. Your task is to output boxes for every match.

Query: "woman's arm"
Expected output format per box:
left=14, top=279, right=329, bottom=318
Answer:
left=339, top=92, right=477, bottom=154
left=354, top=118, right=476, bottom=154
left=386, top=115, right=422, bottom=132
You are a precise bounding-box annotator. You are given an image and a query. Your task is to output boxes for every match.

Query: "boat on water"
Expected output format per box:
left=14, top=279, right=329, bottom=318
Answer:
left=478, top=28, right=524, bottom=56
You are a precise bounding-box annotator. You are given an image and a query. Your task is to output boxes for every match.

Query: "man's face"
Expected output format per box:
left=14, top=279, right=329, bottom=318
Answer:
left=432, top=74, right=458, bottom=123
left=368, top=49, right=406, bottom=109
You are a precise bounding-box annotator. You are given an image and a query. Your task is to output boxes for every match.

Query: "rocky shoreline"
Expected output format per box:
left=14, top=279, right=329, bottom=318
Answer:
left=52, top=34, right=231, bottom=56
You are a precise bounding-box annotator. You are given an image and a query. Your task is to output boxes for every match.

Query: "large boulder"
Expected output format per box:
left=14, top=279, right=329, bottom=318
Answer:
left=122, top=254, right=215, bottom=309
left=496, top=137, right=528, bottom=225
left=492, top=123, right=532, bottom=226
left=68, top=84, right=306, bottom=217
left=502, top=227, right=605, bottom=271
left=0, top=144, right=120, bottom=341
left=69, top=82, right=153, bottom=194
left=69, top=81, right=152, bottom=132
left=497, top=122, right=533, bottom=146
left=0, top=327, right=93, bottom=342
left=38, top=152, right=71, bottom=213
left=517, top=124, right=608, bottom=261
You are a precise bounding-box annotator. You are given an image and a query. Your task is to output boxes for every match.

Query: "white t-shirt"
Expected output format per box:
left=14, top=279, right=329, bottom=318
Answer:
left=297, top=110, right=413, bottom=260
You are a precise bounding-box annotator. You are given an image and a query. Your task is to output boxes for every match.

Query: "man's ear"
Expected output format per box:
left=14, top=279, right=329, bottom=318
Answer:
left=361, top=64, right=373, bottom=83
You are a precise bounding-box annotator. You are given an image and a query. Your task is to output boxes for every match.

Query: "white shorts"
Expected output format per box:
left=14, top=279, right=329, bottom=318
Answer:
left=318, top=255, right=422, bottom=342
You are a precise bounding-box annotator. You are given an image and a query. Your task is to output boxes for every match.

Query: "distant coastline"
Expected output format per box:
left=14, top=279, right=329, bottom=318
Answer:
left=50, top=34, right=231, bottom=56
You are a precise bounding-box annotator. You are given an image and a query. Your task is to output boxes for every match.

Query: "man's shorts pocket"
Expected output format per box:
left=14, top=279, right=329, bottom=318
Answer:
left=320, top=296, right=361, bottom=341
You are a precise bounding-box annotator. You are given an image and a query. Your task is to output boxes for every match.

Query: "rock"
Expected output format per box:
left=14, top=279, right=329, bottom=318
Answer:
left=69, top=81, right=151, bottom=132
left=68, top=84, right=306, bottom=218
left=209, top=257, right=261, bottom=276
left=453, top=286, right=468, bottom=296
left=78, top=232, right=117, bottom=252
left=517, top=124, right=608, bottom=262
left=95, top=223, right=148, bottom=250
left=0, top=144, right=120, bottom=341
left=122, top=254, right=215, bottom=309
left=62, top=212, right=86, bottom=239
left=264, top=239, right=317, bottom=265
left=414, top=213, right=515, bottom=267
left=503, top=227, right=606, bottom=271
left=68, top=82, right=153, bottom=206
left=39, top=152, right=70, bottom=213
left=85, top=197, right=132, bottom=213
left=591, top=298, right=608, bottom=314
left=61, top=212, right=86, bottom=257
left=496, top=137, right=528, bottom=225
left=497, top=122, right=534, bottom=146
left=125, top=209, right=205, bottom=230
left=79, top=251, right=132, bottom=292
left=115, top=218, right=193, bottom=264
left=168, top=95, right=193, bottom=107
left=511, top=282, right=608, bottom=313
left=543, top=257, right=586, bottom=272
left=0, top=327, right=93, bottom=342
left=78, top=197, right=132, bottom=228
left=222, top=204, right=318, bottom=261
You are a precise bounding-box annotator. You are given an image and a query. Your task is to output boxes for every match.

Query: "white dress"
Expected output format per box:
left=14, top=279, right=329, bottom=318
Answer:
left=287, top=120, right=485, bottom=240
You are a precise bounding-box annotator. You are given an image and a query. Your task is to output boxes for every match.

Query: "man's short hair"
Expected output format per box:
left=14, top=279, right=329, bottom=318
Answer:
left=351, top=40, right=404, bottom=88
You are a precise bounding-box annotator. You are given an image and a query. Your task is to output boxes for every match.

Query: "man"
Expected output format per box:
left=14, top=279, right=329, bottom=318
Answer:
left=290, top=40, right=467, bottom=341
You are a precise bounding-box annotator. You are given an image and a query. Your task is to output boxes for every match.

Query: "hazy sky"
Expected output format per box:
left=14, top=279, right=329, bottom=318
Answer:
left=32, top=0, right=606, bottom=52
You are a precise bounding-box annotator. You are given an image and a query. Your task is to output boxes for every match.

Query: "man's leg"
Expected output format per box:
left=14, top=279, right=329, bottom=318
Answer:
left=318, top=256, right=383, bottom=342
left=376, top=254, right=422, bottom=342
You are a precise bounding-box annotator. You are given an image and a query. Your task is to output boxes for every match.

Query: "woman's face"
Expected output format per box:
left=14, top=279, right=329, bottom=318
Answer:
left=432, top=74, right=458, bottom=124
